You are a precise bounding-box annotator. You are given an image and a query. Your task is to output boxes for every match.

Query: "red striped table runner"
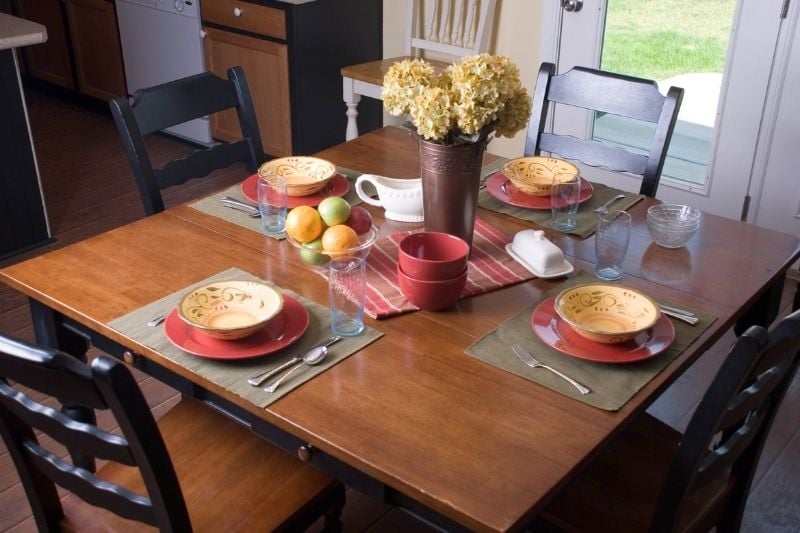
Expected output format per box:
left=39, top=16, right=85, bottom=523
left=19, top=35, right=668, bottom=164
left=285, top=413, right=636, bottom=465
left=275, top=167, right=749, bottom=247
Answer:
left=357, top=218, right=535, bottom=318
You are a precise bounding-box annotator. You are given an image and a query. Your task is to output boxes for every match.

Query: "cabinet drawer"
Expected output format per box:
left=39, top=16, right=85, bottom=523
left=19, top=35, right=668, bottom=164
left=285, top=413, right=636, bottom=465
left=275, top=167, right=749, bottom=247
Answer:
left=202, top=0, right=286, bottom=40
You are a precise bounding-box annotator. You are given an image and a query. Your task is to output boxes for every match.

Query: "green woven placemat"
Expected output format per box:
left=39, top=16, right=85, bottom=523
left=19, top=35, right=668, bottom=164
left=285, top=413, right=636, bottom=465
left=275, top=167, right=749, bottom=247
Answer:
left=108, top=267, right=382, bottom=409
left=188, top=167, right=365, bottom=240
left=478, top=178, right=644, bottom=239
left=465, top=272, right=716, bottom=411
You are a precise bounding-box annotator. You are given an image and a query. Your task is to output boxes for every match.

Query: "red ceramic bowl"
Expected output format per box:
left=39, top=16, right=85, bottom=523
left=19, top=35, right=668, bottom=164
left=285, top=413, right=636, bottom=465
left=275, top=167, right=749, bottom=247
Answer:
left=397, top=264, right=467, bottom=311
left=398, top=231, right=470, bottom=281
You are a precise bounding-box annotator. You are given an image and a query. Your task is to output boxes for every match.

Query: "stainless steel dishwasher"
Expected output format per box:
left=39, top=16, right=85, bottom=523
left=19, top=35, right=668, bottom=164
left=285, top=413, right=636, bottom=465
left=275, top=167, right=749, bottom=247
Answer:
left=115, top=0, right=212, bottom=145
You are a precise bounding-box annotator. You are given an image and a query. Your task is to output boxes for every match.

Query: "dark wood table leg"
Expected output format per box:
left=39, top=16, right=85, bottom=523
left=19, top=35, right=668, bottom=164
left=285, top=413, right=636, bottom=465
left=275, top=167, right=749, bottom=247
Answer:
left=734, top=276, right=786, bottom=336
left=29, top=299, right=96, bottom=471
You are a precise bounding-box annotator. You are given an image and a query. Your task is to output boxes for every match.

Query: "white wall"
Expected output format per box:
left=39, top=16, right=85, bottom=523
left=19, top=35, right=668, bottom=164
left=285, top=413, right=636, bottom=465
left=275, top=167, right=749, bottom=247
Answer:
left=382, top=0, right=543, bottom=158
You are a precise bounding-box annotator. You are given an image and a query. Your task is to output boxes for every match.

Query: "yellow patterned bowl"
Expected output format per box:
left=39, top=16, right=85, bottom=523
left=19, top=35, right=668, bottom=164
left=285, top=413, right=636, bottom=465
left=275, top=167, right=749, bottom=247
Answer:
left=258, top=156, right=337, bottom=197
left=502, top=156, right=579, bottom=196
left=554, top=284, right=660, bottom=344
left=178, top=281, right=284, bottom=340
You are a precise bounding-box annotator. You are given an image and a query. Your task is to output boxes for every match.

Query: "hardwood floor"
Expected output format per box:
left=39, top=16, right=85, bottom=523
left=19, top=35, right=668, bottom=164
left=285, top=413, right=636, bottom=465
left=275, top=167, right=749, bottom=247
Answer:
left=1, top=88, right=798, bottom=532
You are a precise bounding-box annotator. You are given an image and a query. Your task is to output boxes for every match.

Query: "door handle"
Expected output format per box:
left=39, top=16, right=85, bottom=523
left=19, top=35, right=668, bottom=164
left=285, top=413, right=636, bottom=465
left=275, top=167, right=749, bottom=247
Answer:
left=561, top=0, right=583, bottom=12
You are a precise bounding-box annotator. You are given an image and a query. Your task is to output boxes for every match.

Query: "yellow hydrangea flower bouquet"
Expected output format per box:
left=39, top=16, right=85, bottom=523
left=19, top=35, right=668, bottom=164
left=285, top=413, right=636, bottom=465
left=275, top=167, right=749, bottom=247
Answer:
left=382, top=54, right=532, bottom=145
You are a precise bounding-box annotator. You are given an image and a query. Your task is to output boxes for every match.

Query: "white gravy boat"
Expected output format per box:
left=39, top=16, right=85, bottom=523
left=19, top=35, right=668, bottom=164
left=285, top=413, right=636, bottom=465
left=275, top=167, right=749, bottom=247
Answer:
left=355, top=174, right=424, bottom=222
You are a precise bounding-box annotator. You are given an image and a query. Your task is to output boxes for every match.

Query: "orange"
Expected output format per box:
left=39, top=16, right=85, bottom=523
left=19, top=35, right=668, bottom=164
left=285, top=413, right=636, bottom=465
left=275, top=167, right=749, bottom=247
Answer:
left=321, top=224, right=359, bottom=252
left=285, top=205, right=324, bottom=243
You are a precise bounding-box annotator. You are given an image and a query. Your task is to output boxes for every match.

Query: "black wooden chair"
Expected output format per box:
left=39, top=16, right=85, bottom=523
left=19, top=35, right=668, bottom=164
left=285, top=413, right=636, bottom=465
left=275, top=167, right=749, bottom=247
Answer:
left=0, top=334, right=344, bottom=531
left=525, top=62, right=684, bottom=198
left=110, top=67, right=265, bottom=216
left=535, top=308, right=800, bottom=532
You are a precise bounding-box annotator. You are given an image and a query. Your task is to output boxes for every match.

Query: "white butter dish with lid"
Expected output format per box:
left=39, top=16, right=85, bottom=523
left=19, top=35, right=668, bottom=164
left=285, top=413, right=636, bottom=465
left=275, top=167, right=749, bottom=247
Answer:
left=505, top=229, right=573, bottom=279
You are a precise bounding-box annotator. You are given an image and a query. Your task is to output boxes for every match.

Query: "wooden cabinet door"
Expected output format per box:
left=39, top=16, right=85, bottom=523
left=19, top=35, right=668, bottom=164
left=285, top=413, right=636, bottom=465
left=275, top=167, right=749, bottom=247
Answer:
left=202, top=27, right=291, bottom=157
left=65, top=0, right=126, bottom=100
left=13, top=0, right=75, bottom=89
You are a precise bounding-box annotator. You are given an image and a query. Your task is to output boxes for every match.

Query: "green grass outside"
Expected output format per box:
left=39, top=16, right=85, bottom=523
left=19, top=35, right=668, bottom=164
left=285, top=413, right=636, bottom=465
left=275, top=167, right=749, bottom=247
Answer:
left=600, top=0, right=736, bottom=80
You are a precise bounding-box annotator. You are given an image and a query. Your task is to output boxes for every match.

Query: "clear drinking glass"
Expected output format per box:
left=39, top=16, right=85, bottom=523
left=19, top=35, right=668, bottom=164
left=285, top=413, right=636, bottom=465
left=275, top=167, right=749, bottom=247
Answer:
left=550, top=174, right=581, bottom=232
left=257, top=175, right=288, bottom=235
left=595, top=210, right=632, bottom=281
left=328, top=256, right=366, bottom=336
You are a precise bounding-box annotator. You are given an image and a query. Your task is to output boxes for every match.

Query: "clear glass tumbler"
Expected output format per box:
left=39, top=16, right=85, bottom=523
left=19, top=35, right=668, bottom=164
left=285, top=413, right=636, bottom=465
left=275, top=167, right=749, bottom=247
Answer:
left=257, top=175, right=288, bottom=235
left=550, top=174, right=581, bottom=232
left=328, top=256, right=366, bottom=336
left=595, top=210, right=632, bottom=281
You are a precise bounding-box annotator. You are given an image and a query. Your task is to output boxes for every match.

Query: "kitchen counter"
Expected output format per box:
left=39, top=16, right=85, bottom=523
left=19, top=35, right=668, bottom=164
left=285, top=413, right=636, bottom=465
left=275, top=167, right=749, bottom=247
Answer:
left=0, top=12, right=46, bottom=49
left=0, top=13, right=51, bottom=260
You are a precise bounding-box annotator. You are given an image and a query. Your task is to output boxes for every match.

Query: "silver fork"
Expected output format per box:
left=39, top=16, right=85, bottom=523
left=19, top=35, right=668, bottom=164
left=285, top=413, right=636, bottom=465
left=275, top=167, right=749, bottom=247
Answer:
left=511, top=345, right=591, bottom=395
left=147, top=312, right=169, bottom=327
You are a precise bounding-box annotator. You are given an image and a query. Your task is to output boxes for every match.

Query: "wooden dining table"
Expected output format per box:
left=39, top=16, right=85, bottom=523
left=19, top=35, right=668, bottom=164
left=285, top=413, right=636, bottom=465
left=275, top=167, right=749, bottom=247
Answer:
left=2, top=126, right=799, bottom=531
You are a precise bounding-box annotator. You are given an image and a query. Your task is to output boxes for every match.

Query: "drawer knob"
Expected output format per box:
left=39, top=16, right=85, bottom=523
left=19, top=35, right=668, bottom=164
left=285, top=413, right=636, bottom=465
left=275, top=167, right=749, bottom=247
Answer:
left=123, top=351, right=139, bottom=365
left=297, top=444, right=314, bottom=462
left=233, top=7, right=242, bottom=16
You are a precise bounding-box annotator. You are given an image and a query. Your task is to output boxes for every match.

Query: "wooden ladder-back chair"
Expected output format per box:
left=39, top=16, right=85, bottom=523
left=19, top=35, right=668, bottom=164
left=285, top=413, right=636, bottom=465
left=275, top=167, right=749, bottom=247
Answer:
left=0, top=334, right=344, bottom=531
left=525, top=62, right=684, bottom=198
left=341, top=0, right=497, bottom=140
left=110, top=67, right=265, bottom=216
left=536, top=309, right=800, bottom=532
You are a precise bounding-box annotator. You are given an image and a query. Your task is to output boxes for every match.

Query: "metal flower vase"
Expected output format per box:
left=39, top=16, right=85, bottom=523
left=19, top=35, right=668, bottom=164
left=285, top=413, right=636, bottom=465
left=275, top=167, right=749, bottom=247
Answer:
left=418, top=137, right=488, bottom=251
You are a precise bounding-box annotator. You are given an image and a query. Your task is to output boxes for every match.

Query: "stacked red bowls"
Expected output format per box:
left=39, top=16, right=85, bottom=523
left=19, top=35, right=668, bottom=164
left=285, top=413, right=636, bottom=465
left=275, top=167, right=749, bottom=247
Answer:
left=397, top=232, right=469, bottom=311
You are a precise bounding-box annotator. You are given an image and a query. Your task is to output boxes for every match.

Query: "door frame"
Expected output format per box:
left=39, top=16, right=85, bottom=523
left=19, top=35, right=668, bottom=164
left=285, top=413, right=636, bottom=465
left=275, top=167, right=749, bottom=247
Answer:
left=537, top=0, right=788, bottom=221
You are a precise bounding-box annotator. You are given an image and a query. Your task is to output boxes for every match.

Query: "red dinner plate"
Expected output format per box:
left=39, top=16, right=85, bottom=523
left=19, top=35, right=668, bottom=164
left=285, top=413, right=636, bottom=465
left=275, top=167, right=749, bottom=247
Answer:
left=241, top=173, right=350, bottom=208
left=531, top=296, right=675, bottom=363
left=163, top=294, right=309, bottom=360
left=486, top=172, right=593, bottom=209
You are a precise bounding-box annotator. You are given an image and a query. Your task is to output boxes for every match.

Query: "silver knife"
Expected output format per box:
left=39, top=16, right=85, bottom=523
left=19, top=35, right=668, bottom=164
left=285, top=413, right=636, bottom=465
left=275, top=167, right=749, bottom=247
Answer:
left=221, top=196, right=259, bottom=212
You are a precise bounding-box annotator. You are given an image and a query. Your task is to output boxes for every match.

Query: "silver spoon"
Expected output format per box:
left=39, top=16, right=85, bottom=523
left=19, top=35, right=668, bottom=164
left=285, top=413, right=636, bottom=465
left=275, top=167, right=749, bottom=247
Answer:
left=264, top=345, right=329, bottom=393
left=594, top=194, right=626, bottom=214
left=247, top=336, right=341, bottom=387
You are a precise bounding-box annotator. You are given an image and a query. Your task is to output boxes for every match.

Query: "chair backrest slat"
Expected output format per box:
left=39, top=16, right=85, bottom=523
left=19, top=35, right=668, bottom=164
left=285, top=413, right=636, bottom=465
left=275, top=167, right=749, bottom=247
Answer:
left=155, top=139, right=255, bottom=190
left=130, top=72, right=241, bottom=135
left=0, top=382, right=135, bottom=465
left=407, top=0, right=496, bottom=57
left=110, top=67, right=265, bottom=216
left=526, top=62, right=684, bottom=198
left=0, top=334, right=191, bottom=531
left=547, top=67, right=667, bottom=122
left=538, top=133, right=648, bottom=176
left=24, top=440, right=157, bottom=526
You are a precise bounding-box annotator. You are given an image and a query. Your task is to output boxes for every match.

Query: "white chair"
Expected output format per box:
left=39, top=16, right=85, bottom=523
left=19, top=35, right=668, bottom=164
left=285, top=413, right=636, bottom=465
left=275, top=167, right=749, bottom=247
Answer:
left=341, top=0, right=497, bottom=140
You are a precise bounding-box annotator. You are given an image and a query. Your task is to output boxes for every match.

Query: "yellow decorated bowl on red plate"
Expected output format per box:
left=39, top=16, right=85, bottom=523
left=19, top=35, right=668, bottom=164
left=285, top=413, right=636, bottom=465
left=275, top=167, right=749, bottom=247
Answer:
left=502, top=156, right=579, bottom=196
left=177, top=280, right=284, bottom=340
left=258, top=156, right=337, bottom=197
left=554, top=284, right=660, bottom=344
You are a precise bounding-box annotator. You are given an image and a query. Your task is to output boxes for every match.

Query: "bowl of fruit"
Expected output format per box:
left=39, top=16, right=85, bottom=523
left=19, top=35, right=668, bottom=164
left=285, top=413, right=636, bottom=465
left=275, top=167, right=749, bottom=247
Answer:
left=284, top=196, right=378, bottom=269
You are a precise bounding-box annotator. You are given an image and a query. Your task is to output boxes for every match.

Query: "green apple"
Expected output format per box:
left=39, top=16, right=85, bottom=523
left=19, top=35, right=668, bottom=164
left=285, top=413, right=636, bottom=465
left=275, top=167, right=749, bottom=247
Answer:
left=318, top=196, right=351, bottom=226
left=299, top=237, right=330, bottom=266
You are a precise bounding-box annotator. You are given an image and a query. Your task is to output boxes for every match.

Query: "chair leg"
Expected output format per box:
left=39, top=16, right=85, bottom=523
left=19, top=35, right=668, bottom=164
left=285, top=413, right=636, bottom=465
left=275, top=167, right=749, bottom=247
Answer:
left=342, top=76, right=361, bottom=141
left=322, top=484, right=346, bottom=533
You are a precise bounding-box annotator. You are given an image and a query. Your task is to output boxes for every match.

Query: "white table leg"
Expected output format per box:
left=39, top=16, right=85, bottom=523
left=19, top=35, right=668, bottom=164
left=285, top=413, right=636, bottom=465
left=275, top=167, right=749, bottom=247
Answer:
left=343, top=76, right=361, bottom=141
